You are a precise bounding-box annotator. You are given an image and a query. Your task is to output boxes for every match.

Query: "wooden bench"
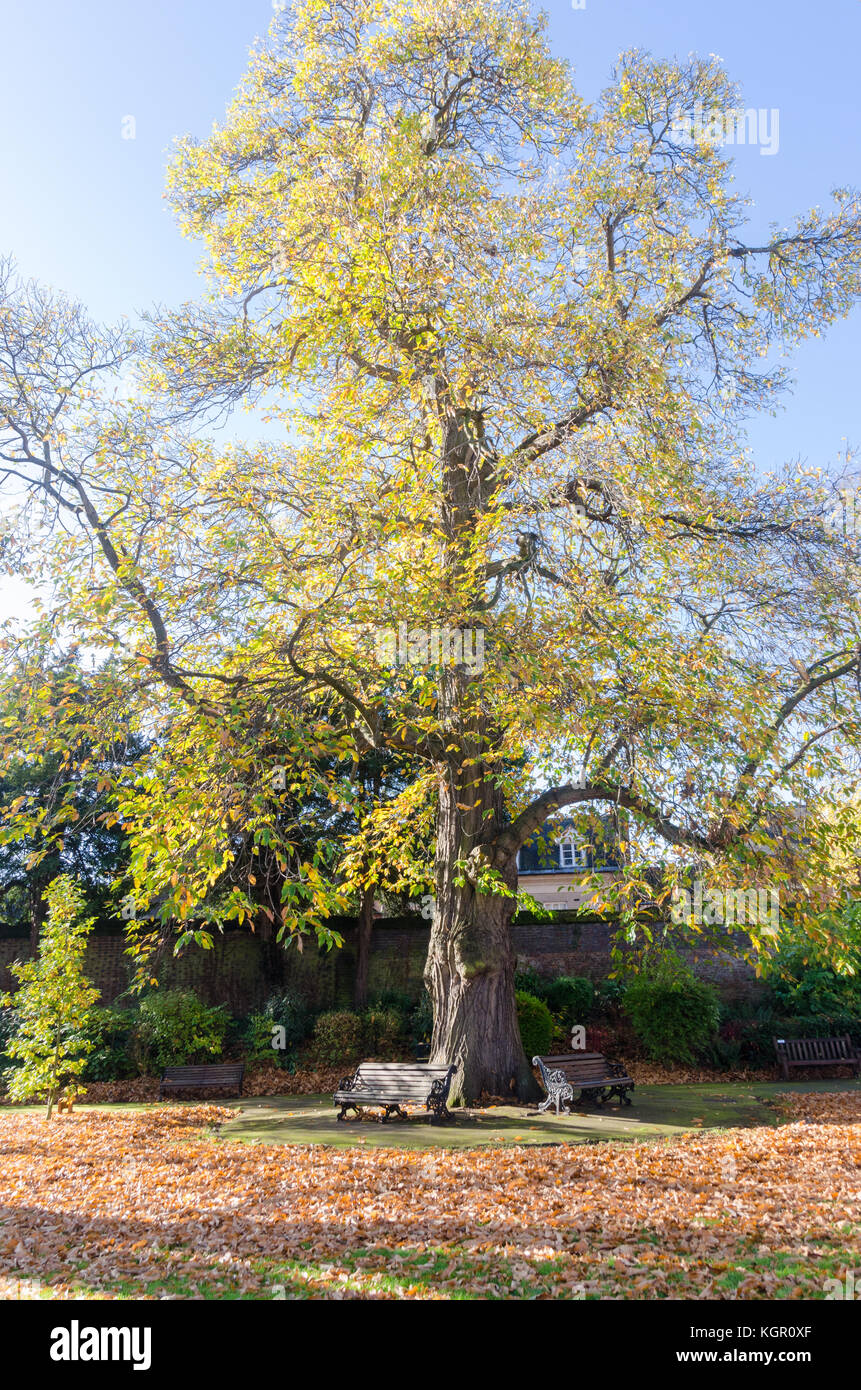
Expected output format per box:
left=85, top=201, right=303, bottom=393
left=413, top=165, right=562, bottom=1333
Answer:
left=773, top=1035, right=860, bottom=1080
left=334, top=1061, right=457, bottom=1124
left=533, top=1052, right=635, bottom=1113
left=158, top=1063, right=245, bottom=1099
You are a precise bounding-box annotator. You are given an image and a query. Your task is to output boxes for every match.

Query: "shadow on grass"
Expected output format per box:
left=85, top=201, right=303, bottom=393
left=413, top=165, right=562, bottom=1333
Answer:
left=216, top=1081, right=858, bottom=1148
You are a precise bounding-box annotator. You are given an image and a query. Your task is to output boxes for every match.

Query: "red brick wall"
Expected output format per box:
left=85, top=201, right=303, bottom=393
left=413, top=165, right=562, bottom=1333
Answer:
left=0, top=916, right=765, bottom=1014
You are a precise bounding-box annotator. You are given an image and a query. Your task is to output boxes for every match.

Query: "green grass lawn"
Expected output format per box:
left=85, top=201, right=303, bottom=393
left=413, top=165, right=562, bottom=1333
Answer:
left=5, top=1078, right=857, bottom=1148
left=212, top=1078, right=859, bottom=1148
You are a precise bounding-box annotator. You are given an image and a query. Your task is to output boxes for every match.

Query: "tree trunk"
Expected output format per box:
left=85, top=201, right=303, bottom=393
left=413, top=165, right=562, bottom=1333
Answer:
left=354, top=885, right=375, bottom=1009
left=29, top=877, right=48, bottom=957
left=424, top=409, right=538, bottom=1105
left=425, top=767, right=537, bottom=1106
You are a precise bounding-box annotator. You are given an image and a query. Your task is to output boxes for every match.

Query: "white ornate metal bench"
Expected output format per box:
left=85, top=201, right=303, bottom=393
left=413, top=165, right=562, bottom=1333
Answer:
left=333, top=1061, right=458, bottom=1124
left=533, top=1052, right=635, bottom=1113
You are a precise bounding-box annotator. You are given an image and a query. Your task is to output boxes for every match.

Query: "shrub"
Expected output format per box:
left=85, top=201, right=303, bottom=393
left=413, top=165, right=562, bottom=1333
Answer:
left=370, top=989, right=414, bottom=1019
left=409, top=989, right=434, bottom=1053
left=516, top=991, right=555, bottom=1060
left=262, top=991, right=313, bottom=1051
left=514, top=965, right=547, bottom=999
left=622, top=960, right=720, bottom=1064
left=768, top=957, right=861, bottom=1020
left=695, top=1012, right=861, bottom=1069
left=242, top=1012, right=287, bottom=1066
left=585, top=1024, right=622, bottom=1056
left=0, top=1003, right=20, bottom=1070
left=542, top=975, right=594, bottom=1024
left=239, top=991, right=314, bottom=1068
left=592, top=976, right=627, bottom=1018
left=366, top=991, right=413, bottom=1054
left=133, top=990, right=228, bottom=1072
left=362, top=1007, right=407, bottom=1058
left=309, top=1010, right=365, bottom=1065
left=81, top=1007, right=136, bottom=1082
left=2, top=875, right=100, bottom=1116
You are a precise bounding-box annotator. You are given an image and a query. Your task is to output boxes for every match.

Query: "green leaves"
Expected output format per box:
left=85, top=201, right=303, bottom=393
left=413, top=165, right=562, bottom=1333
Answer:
left=2, top=875, right=100, bottom=1117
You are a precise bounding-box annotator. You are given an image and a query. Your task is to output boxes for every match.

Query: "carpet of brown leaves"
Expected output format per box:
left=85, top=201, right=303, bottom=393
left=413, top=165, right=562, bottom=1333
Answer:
left=1, top=1091, right=859, bottom=1300
left=75, top=1063, right=348, bottom=1106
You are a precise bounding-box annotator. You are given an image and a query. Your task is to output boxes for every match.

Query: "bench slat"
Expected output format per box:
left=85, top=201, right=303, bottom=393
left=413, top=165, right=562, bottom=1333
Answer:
left=533, top=1052, right=636, bottom=1110
left=334, top=1061, right=457, bottom=1123
left=159, top=1063, right=245, bottom=1098
left=774, top=1035, right=859, bottom=1077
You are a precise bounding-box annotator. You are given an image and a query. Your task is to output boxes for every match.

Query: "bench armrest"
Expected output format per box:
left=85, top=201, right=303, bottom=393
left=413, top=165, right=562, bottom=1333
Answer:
left=545, top=1066, right=569, bottom=1085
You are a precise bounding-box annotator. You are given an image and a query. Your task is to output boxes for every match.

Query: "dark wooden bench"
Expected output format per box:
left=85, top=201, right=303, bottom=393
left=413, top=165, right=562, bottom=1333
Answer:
left=158, top=1063, right=245, bottom=1099
left=334, top=1061, right=457, bottom=1124
left=533, top=1052, right=635, bottom=1113
left=774, top=1035, right=860, bottom=1080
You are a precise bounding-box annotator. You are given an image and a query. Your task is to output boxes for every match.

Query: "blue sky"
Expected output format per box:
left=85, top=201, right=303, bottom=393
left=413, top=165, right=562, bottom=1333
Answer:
left=0, top=0, right=859, bottom=483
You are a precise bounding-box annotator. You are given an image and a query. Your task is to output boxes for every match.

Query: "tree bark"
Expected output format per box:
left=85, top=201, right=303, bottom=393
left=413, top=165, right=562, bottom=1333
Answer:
left=29, top=876, right=48, bottom=958
left=425, top=751, right=538, bottom=1106
left=423, top=409, right=540, bottom=1105
left=353, top=884, right=376, bottom=1009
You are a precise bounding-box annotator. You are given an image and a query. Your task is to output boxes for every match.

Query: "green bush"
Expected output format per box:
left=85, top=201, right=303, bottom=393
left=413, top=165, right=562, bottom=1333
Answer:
left=362, top=1007, right=407, bottom=1058
left=542, top=975, right=594, bottom=1024
left=516, top=991, right=555, bottom=1060
left=241, top=1012, right=287, bottom=1066
left=409, top=989, right=434, bottom=1053
left=715, top=1013, right=861, bottom=1068
left=768, top=957, right=861, bottom=1020
left=592, top=976, right=626, bottom=1018
left=81, top=1007, right=136, bottom=1081
left=262, top=991, right=313, bottom=1049
left=133, top=990, right=229, bottom=1072
left=370, top=989, right=414, bottom=1019
left=514, top=965, right=547, bottom=998
left=366, top=991, right=413, bottom=1054
left=622, top=960, right=720, bottom=1064
left=0, top=1003, right=20, bottom=1069
left=239, top=991, right=313, bottom=1069
left=309, top=1010, right=365, bottom=1064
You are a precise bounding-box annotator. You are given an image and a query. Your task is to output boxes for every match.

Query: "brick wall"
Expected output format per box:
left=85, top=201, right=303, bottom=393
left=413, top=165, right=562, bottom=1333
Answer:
left=0, top=914, right=765, bottom=1015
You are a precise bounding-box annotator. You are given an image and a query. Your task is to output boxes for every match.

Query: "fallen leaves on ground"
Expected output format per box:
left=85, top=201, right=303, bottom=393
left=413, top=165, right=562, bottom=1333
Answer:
left=1, top=1091, right=859, bottom=1300
left=619, top=1061, right=859, bottom=1086
left=73, top=1064, right=348, bottom=1106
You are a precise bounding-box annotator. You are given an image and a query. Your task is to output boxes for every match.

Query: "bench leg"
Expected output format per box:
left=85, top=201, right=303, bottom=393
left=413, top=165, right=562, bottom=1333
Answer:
left=382, top=1105, right=408, bottom=1123
left=608, top=1084, right=633, bottom=1106
left=337, top=1103, right=359, bottom=1122
left=538, top=1083, right=574, bottom=1115
left=577, top=1087, right=603, bottom=1107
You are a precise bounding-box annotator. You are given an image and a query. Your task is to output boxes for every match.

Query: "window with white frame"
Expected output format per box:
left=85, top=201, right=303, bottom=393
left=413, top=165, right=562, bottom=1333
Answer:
left=558, top=839, right=586, bottom=869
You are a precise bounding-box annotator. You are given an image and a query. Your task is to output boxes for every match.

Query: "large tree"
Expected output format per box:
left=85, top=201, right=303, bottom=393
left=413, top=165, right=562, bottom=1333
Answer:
left=1, top=1, right=861, bottom=1101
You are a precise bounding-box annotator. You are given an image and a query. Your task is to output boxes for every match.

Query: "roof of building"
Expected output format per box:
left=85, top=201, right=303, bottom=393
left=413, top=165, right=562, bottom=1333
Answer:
left=517, top=814, right=621, bottom=874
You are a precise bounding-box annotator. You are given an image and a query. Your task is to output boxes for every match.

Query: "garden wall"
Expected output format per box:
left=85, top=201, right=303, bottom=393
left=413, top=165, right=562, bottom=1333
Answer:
left=0, top=915, right=764, bottom=1015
